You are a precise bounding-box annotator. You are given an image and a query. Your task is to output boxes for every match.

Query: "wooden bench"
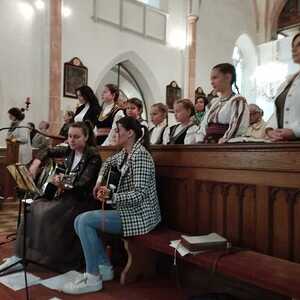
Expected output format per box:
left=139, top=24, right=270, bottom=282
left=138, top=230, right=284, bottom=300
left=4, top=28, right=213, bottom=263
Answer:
left=121, top=227, right=300, bottom=300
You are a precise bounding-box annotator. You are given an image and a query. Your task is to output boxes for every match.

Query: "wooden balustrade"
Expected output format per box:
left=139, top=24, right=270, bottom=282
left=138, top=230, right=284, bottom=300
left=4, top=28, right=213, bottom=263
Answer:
left=99, top=143, right=300, bottom=263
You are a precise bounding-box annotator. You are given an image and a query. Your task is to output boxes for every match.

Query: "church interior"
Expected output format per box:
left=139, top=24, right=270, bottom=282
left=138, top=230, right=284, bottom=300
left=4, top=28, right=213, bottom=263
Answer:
left=1, top=0, right=300, bottom=299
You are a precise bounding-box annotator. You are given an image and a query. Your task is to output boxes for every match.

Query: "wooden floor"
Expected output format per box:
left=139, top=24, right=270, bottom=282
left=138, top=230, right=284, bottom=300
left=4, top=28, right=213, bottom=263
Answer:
left=0, top=232, right=185, bottom=300
left=0, top=201, right=18, bottom=234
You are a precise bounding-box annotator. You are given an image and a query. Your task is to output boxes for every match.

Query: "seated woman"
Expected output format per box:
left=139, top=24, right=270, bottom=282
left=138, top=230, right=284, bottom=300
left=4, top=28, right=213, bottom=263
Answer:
left=163, top=98, right=198, bottom=145
left=74, top=85, right=101, bottom=128
left=61, top=116, right=161, bottom=295
left=95, top=84, right=125, bottom=146
left=126, top=98, right=148, bottom=127
left=196, top=63, right=249, bottom=144
left=193, top=94, right=208, bottom=125
left=266, top=33, right=300, bottom=141
left=149, top=102, right=168, bottom=145
left=7, top=107, right=32, bottom=165
left=0, top=122, right=102, bottom=273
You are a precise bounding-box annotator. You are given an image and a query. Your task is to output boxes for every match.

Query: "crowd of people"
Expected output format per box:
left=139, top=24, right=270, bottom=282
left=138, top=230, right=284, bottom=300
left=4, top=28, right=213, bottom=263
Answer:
left=1, top=33, right=300, bottom=295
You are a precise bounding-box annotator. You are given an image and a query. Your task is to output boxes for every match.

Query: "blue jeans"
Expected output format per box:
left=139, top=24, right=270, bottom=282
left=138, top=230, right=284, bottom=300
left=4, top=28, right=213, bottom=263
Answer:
left=74, top=210, right=123, bottom=274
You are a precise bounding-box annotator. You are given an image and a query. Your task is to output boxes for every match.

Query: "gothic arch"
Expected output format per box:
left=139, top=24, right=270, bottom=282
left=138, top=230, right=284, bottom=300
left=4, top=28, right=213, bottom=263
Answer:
left=270, top=0, right=288, bottom=38
left=94, top=51, right=162, bottom=110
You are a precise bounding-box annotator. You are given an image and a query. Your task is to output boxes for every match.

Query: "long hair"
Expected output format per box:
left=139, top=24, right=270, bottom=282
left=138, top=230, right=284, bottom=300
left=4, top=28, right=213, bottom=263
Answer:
left=69, top=121, right=96, bottom=147
left=116, top=116, right=150, bottom=150
left=75, top=85, right=100, bottom=109
left=213, top=63, right=240, bottom=94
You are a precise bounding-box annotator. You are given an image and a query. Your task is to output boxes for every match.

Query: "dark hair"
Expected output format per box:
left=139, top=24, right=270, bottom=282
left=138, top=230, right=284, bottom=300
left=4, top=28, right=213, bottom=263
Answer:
left=75, top=85, right=100, bottom=108
left=151, top=102, right=168, bottom=116
left=8, top=107, right=25, bottom=121
left=116, top=116, right=150, bottom=150
left=175, top=98, right=195, bottom=116
left=27, top=122, right=35, bottom=130
left=292, top=33, right=300, bottom=47
left=105, top=84, right=119, bottom=102
left=213, top=63, right=239, bottom=94
left=195, top=95, right=208, bottom=108
left=69, top=121, right=96, bottom=146
left=127, top=98, right=143, bottom=113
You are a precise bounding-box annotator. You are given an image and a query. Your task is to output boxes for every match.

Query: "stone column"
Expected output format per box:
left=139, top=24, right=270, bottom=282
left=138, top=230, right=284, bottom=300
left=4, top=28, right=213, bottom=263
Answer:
left=49, top=0, right=62, bottom=134
left=187, top=15, right=199, bottom=100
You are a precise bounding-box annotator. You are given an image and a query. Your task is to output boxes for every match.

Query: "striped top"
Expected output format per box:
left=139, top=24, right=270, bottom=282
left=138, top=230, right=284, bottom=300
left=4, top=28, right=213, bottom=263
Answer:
left=196, top=94, right=249, bottom=143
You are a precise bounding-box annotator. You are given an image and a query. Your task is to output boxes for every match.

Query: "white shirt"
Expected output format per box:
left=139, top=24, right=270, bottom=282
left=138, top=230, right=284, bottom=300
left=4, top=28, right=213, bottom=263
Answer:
left=101, top=104, right=125, bottom=146
left=74, top=103, right=90, bottom=122
left=150, top=122, right=166, bottom=145
left=163, top=122, right=198, bottom=145
left=267, top=72, right=300, bottom=137
left=71, top=152, right=82, bottom=170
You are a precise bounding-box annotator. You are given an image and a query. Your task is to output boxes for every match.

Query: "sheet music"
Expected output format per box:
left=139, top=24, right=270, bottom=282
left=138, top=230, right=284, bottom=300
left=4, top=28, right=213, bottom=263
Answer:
left=0, top=271, right=41, bottom=291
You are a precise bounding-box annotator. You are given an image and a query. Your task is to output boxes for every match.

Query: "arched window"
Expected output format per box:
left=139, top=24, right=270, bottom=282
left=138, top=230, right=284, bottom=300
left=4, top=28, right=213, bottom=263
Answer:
left=232, top=46, right=243, bottom=94
left=100, top=63, right=148, bottom=120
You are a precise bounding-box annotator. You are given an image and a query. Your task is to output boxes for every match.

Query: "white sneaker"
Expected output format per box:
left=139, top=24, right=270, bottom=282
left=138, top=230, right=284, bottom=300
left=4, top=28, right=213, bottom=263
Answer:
left=99, top=264, right=114, bottom=281
left=61, top=274, right=102, bottom=295
left=0, top=256, right=23, bottom=275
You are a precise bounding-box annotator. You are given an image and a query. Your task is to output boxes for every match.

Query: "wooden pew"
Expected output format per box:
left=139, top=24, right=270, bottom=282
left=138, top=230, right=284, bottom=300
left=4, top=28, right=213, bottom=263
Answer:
left=99, top=143, right=300, bottom=299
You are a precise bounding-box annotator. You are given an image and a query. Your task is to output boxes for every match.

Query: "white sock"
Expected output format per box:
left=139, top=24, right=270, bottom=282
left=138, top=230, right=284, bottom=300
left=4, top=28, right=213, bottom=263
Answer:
left=86, top=273, right=101, bottom=285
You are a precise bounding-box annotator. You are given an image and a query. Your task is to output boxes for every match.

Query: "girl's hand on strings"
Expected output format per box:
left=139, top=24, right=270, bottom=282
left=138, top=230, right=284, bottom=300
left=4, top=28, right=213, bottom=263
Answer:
left=97, top=186, right=110, bottom=203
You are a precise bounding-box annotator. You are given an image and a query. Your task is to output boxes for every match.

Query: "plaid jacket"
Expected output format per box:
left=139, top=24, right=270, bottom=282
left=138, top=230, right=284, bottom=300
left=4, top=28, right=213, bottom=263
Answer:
left=98, top=142, right=161, bottom=237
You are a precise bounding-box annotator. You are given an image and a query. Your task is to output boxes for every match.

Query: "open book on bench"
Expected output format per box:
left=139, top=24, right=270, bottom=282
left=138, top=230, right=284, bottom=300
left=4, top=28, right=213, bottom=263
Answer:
left=181, top=233, right=228, bottom=252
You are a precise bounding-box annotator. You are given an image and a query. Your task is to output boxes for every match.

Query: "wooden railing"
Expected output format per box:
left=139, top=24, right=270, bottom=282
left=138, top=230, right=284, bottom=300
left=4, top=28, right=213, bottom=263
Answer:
left=99, top=143, right=300, bottom=263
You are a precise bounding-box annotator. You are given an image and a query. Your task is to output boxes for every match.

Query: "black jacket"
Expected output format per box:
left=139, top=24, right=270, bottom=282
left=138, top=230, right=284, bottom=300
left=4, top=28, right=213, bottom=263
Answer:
left=74, top=104, right=101, bottom=127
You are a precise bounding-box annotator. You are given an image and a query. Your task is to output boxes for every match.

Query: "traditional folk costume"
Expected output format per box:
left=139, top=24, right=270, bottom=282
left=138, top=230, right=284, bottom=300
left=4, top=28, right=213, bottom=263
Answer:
left=74, top=103, right=101, bottom=128
left=149, top=122, right=167, bottom=145
left=15, top=146, right=102, bottom=272
left=163, top=122, right=198, bottom=145
left=196, top=94, right=249, bottom=143
left=95, top=102, right=124, bottom=146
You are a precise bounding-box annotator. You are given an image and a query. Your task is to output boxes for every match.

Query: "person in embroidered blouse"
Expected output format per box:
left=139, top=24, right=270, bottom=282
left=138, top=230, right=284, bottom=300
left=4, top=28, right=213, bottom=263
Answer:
left=193, top=95, right=208, bottom=126
left=95, top=84, right=125, bottom=146
left=126, top=97, right=148, bottom=127
left=196, top=63, right=249, bottom=144
left=266, top=33, right=300, bottom=141
left=163, top=98, right=198, bottom=145
left=149, top=103, right=168, bottom=145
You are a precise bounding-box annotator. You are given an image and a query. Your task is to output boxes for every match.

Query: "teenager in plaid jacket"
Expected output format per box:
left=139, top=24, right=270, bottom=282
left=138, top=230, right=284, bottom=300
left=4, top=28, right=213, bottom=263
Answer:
left=63, top=116, right=161, bottom=295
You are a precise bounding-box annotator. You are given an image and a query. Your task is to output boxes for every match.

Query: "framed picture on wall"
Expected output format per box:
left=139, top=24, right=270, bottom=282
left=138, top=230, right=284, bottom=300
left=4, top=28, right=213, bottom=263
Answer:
left=166, top=81, right=182, bottom=112
left=63, top=57, right=88, bottom=98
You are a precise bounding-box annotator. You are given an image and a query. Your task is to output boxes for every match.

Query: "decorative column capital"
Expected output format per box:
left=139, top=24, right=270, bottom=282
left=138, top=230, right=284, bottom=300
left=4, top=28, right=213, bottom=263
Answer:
left=188, top=15, right=199, bottom=23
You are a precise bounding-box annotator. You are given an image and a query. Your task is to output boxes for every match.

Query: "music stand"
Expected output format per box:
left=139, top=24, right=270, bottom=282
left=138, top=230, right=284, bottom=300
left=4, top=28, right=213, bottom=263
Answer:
left=1, top=163, right=42, bottom=300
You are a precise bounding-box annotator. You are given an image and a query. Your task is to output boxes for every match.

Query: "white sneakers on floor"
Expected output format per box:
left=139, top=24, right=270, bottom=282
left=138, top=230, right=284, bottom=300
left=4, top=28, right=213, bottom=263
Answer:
left=99, top=264, right=114, bottom=281
left=61, top=273, right=102, bottom=295
left=61, top=265, right=114, bottom=295
left=0, top=256, right=23, bottom=275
